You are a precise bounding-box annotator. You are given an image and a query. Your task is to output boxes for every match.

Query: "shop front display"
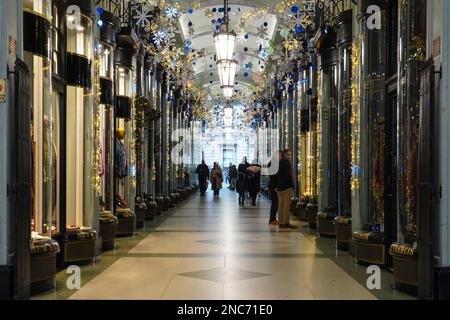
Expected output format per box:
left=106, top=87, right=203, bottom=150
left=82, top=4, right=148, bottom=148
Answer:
left=388, top=0, right=426, bottom=294
left=298, top=66, right=319, bottom=229
left=65, top=3, right=98, bottom=263
left=114, top=32, right=139, bottom=236
left=23, top=0, right=61, bottom=293
left=351, top=1, right=389, bottom=265
left=313, top=16, right=342, bottom=244
left=97, top=9, right=120, bottom=249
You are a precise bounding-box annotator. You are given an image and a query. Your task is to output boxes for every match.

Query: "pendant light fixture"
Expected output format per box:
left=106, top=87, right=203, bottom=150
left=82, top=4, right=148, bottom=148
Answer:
left=214, top=0, right=238, bottom=99
left=224, top=101, right=234, bottom=128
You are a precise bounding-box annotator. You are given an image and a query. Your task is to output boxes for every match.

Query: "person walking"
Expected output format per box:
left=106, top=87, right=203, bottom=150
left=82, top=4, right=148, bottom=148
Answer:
left=238, top=157, right=250, bottom=176
left=268, top=151, right=281, bottom=225
left=236, top=172, right=247, bottom=206
left=228, top=163, right=238, bottom=190
left=246, top=160, right=261, bottom=206
left=196, top=160, right=209, bottom=196
left=276, top=149, right=298, bottom=229
left=210, top=162, right=223, bottom=198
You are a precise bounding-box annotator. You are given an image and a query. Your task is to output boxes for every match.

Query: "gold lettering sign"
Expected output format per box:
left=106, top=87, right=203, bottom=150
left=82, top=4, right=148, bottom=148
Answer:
left=390, top=244, right=417, bottom=256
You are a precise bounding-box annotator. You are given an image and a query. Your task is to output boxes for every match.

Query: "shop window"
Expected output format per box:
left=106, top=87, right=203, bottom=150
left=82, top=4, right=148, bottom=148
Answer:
left=24, top=0, right=57, bottom=239
left=65, top=12, right=95, bottom=229
left=98, top=42, right=115, bottom=211
left=115, top=62, right=136, bottom=211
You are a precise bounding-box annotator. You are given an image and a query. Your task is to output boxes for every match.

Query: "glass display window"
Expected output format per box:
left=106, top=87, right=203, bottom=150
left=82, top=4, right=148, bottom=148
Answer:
left=117, top=66, right=132, bottom=97
left=65, top=11, right=96, bottom=229
left=24, top=0, right=59, bottom=238
left=115, top=62, right=137, bottom=212
left=99, top=43, right=114, bottom=80
left=98, top=42, right=115, bottom=212
left=23, top=0, right=52, bottom=20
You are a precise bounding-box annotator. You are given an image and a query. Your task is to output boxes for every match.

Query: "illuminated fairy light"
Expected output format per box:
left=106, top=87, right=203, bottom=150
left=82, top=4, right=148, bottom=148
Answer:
left=93, top=53, right=102, bottom=194
left=350, top=43, right=361, bottom=192
left=316, top=72, right=322, bottom=194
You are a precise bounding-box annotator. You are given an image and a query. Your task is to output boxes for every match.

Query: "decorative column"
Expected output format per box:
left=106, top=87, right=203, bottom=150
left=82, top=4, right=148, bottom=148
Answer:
left=314, top=33, right=338, bottom=213
left=334, top=10, right=353, bottom=218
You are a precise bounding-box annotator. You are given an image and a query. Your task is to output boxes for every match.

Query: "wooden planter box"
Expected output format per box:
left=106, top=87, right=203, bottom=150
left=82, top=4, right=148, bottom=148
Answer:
left=392, top=254, right=418, bottom=293
left=116, top=216, right=136, bottom=237
left=307, top=207, right=318, bottom=229
left=354, top=240, right=386, bottom=265
left=99, top=222, right=117, bottom=251
left=30, top=252, right=57, bottom=295
left=297, top=201, right=309, bottom=221
left=336, top=224, right=352, bottom=251
left=64, top=239, right=96, bottom=264
left=155, top=198, right=163, bottom=216
left=162, top=197, right=170, bottom=212
left=135, top=207, right=146, bottom=229
left=317, top=218, right=336, bottom=237
left=146, top=202, right=157, bottom=221
left=390, top=243, right=418, bottom=295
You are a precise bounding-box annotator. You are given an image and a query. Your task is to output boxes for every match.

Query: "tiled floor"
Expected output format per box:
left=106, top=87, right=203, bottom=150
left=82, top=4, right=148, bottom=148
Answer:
left=33, top=188, right=416, bottom=300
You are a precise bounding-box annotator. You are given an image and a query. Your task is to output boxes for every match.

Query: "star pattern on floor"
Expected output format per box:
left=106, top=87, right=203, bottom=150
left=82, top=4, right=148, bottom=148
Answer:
left=178, top=267, right=272, bottom=284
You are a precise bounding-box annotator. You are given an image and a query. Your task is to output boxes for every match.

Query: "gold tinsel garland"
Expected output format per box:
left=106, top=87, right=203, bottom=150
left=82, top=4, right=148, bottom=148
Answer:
left=350, top=42, right=361, bottom=191
left=93, top=53, right=102, bottom=194
left=316, top=72, right=323, bottom=194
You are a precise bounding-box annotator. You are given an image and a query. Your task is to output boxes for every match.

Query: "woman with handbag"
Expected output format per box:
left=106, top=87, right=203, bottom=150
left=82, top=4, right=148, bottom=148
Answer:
left=210, top=162, right=223, bottom=198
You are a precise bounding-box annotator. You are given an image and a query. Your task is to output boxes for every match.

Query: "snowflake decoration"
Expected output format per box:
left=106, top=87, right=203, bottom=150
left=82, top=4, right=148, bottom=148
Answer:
left=153, top=31, right=167, bottom=47
left=256, top=25, right=268, bottom=39
left=133, top=5, right=153, bottom=27
left=283, top=75, right=294, bottom=88
left=259, top=50, right=269, bottom=61
left=237, top=32, right=248, bottom=44
left=166, top=7, right=179, bottom=19
left=289, top=12, right=307, bottom=28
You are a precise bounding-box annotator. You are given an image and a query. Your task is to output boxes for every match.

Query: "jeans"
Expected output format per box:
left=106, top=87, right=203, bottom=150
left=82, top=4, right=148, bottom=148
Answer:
left=214, top=189, right=220, bottom=196
left=249, top=192, right=257, bottom=205
left=270, top=190, right=278, bottom=221
left=238, top=192, right=245, bottom=204
left=277, top=188, right=293, bottom=225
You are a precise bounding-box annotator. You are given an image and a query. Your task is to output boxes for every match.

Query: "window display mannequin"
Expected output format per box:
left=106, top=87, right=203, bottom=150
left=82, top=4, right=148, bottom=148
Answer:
left=115, top=127, right=128, bottom=179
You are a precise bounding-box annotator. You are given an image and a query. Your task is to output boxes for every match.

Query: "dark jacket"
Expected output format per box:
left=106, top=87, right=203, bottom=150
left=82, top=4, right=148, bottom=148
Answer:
left=236, top=172, right=246, bottom=193
left=196, top=164, right=209, bottom=181
left=229, top=165, right=238, bottom=179
left=267, top=161, right=277, bottom=192
left=246, top=165, right=261, bottom=193
left=238, top=162, right=250, bottom=175
left=276, top=158, right=294, bottom=191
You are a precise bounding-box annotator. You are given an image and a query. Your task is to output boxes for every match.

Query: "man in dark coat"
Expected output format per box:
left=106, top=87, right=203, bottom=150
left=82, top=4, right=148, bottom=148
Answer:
left=268, top=151, right=281, bottom=225
left=196, top=160, right=210, bottom=196
left=246, top=161, right=261, bottom=206
left=276, top=149, right=298, bottom=229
